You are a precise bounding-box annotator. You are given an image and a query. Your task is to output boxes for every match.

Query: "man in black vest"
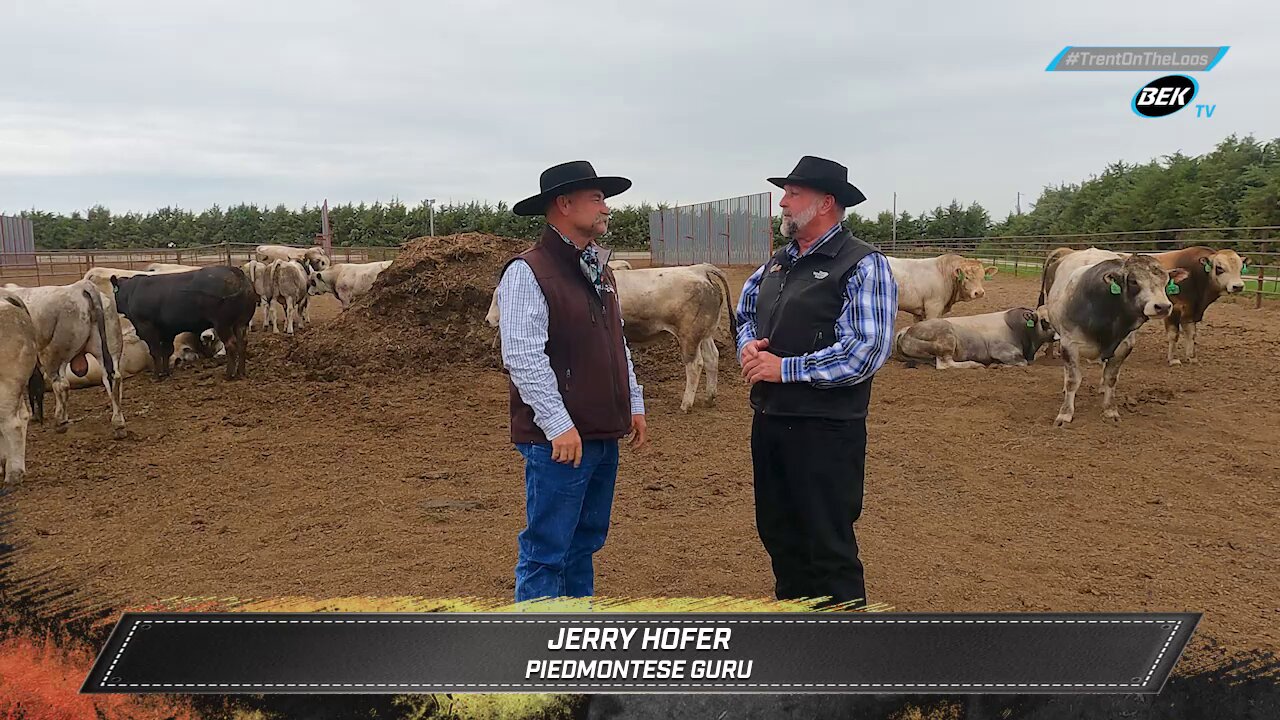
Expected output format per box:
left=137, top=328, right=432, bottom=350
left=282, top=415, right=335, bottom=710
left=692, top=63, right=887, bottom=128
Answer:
left=737, top=156, right=899, bottom=608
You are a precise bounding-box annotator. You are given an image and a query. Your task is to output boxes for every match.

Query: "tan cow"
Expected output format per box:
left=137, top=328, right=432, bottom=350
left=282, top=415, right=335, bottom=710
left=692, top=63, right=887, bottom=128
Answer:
left=886, top=254, right=999, bottom=320
left=607, top=260, right=633, bottom=271
left=269, top=259, right=310, bottom=334
left=1146, top=246, right=1249, bottom=365
left=307, top=260, right=392, bottom=310
left=144, top=262, right=202, bottom=272
left=486, top=262, right=738, bottom=413
left=2, top=280, right=127, bottom=438
left=0, top=292, right=41, bottom=485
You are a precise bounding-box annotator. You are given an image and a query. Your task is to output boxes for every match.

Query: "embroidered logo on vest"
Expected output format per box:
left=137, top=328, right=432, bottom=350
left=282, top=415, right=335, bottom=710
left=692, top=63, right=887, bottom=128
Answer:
left=812, top=270, right=829, bottom=279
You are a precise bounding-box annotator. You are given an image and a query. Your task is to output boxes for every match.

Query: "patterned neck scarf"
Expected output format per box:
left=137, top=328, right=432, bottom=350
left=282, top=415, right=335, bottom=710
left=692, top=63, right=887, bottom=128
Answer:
left=555, top=228, right=611, bottom=296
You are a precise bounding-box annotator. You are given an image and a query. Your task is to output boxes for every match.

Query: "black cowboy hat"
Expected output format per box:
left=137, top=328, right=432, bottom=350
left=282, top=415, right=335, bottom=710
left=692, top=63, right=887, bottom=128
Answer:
left=767, top=155, right=866, bottom=208
left=512, top=160, right=632, bottom=216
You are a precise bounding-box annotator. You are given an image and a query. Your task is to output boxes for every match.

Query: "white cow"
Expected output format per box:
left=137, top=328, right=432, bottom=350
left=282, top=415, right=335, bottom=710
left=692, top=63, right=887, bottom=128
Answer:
left=886, top=254, right=999, bottom=321
left=269, top=259, right=310, bottom=334
left=241, top=260, right=277, bottom=331
left=255, top=244, right=331, bottom=272
left=607, top=260, right=633, bottom=271
left=487, top=263, right=737, bottom=412
left=894, top=306, right=1057, bottom=369
left=2, top=280, right=127, bottom=438
left=307, top=260, right=392, bottom=310
left=256, top=245, right=328, bottom=324
left=143, top=262, right=202, bottom=272
left=0, top=292, right=41, bottom=485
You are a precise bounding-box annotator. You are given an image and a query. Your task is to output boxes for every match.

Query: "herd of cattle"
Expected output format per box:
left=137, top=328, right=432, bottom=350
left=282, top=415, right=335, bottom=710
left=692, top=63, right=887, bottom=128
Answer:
left=488, top=245, right=1251, bottom=427
left=0, top=240, right=1252, bottom=486
left=0, top=245, right=394, bottom=485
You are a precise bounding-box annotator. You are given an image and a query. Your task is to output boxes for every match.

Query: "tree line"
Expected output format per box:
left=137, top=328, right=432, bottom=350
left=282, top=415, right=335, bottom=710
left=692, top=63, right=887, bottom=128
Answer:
left=14, top=134, right=1278, bottom=253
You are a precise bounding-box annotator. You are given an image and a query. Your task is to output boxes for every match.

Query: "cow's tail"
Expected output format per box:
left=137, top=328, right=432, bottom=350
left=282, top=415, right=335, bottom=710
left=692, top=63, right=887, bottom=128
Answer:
left=1039, top=248, right=1063, bottom=307
left=705, top=265, right=739, bottom=359
left=27, top=358, right=44, bottom=422
left=82, top=287, right=116, bottom=379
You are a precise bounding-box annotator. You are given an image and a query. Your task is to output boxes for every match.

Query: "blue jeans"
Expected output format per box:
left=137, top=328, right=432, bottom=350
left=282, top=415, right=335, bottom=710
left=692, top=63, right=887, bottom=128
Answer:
left=514, top=439, right=619, bottom=602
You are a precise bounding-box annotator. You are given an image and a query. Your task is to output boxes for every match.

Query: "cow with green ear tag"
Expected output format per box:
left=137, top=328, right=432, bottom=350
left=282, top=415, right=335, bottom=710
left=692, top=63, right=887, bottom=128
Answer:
left=1043, top=248, right=1188, bottom=427
left=892, top=306, right=1058, bottom=369
left=1143, top=246, right=1249, bottom=366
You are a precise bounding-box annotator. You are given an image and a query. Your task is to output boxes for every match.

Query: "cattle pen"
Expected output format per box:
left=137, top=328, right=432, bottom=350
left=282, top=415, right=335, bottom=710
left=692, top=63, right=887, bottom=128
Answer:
left=2, top=227, right=1279, bottom=673
left=1, top=227, right=1277, bottom=304
left=0, top=242, right=401, bottom=288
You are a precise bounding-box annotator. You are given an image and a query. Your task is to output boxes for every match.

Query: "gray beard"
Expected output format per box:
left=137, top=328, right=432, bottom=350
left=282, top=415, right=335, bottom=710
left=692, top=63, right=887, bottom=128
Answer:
left=780, top=205, right=818, bottom=238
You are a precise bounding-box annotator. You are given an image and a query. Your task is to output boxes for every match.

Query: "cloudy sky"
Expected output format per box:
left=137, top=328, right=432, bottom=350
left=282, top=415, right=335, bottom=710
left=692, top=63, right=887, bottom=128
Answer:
left=1, top=0, right=1274, bottom=221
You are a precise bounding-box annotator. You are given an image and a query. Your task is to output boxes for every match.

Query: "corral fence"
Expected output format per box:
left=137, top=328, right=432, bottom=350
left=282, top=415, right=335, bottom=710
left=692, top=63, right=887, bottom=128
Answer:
left=0, top=242, right=402, bottom=288
left=635, top=224, right=1280, bottom=307
left=649, top=191, right=774, bottom=267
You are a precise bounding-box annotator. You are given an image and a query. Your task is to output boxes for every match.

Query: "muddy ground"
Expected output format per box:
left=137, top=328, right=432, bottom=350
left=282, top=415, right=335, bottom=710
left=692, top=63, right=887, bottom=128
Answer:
left=3, top=267, right=1277, bottom=657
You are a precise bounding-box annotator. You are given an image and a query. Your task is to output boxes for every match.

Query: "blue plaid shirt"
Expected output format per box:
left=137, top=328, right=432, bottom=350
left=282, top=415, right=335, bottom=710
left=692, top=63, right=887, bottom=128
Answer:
left=735, top=223, right=898, bottom=387
left=496, top=229, right=644, bottom=441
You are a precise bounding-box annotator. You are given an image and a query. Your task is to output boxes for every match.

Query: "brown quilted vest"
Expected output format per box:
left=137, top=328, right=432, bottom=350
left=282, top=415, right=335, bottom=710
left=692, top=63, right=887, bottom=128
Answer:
left=504, top=225, right=632, bottom=444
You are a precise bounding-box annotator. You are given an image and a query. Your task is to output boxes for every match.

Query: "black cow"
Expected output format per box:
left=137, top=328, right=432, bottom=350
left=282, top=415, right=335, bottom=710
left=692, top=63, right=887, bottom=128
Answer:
left=111, top=266, right=258, bottom=380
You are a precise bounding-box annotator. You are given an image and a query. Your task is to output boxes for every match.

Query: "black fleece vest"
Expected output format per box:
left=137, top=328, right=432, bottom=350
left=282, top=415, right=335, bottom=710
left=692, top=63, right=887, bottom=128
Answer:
left=749, top=229, right=879, bottom=420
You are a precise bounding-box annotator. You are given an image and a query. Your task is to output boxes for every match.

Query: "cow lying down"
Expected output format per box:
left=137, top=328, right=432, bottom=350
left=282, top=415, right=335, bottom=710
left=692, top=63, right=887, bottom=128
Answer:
left=69, top=324, right=222, bottom=389
left=895, top=307, right=1057, bottom=369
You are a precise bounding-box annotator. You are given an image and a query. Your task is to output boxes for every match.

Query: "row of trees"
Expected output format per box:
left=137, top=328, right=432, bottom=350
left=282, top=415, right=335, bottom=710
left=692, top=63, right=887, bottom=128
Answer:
left=15, top=134, right=1279, bottom=252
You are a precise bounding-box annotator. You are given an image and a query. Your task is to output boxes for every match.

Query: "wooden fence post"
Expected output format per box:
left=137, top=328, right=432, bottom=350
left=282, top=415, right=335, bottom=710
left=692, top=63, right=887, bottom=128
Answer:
left=1256, top=265, right=1266, bottom=310
left=225, top=241, right=232, bottom=267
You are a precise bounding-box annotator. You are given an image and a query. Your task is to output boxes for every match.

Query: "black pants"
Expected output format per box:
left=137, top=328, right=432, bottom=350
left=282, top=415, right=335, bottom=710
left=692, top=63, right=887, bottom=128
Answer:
left=751, top=411, right=867, bottom=607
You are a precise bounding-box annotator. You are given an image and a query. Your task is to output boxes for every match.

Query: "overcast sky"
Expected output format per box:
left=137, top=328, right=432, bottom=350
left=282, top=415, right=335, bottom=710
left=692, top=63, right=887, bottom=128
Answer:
left=1, top=0, right=1275, bottom=221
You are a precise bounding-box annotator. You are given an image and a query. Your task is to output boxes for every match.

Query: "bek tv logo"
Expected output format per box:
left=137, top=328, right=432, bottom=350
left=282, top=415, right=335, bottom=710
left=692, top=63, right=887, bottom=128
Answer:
left=1131, top=75, right=1199, bottom=117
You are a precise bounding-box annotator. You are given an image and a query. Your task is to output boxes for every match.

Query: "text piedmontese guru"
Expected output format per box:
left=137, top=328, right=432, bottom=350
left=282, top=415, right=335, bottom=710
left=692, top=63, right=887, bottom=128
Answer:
left=524, top=626, right=755, bottom=680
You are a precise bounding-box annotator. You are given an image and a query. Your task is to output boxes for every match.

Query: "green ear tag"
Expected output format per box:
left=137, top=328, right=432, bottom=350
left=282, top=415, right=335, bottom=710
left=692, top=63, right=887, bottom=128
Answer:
left=1242, top=261, right=1250, bottom=273
left=958, top=270, right=966, bottom=281
left=1109, top=280, right=1121, bottom=295
left=1166, top=279, right=1180, bottom=295
left=1202, top=258, right=1212, bottom=273
left=1026, top=318, right=1036, bottom=328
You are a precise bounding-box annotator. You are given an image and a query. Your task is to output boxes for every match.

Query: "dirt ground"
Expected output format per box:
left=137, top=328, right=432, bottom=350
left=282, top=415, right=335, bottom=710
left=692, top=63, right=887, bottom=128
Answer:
left=3, top=266, right=1277, bottom=657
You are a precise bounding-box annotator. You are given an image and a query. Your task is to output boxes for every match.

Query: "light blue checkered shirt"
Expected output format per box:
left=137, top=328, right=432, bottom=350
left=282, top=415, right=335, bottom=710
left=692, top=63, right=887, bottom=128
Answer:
left=735, top=223, right=898, bottom=387
left=496, top=237, right=645, bottom=441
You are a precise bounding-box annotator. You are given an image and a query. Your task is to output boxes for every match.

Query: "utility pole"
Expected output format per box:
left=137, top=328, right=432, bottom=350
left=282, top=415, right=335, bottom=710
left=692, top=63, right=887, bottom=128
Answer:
left=892, top=192, right=897, bottom=249
left=426, top=198, right=436, bottom=237
left=1016, top=191, right=1022, bottom=215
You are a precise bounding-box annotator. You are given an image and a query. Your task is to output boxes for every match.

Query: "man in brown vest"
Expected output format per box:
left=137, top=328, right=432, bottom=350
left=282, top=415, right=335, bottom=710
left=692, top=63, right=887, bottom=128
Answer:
left=496, top=160, right=648, bottom=602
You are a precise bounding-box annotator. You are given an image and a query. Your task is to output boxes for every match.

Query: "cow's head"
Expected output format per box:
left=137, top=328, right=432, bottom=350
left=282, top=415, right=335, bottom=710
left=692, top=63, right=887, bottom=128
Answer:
left=109, top=275, right=136, bottom=315
left=1032, top=305, right=1058, bottom=344
left=485, top=289, right=501, bottom=328
left=953, top=257, right=999, bottom=301
left=304, top=248, right=332, bottom=272
left=1105, top=255, right=1189, bottom=319
left=308, top=269, right=336, bottom=297
left=1202, top=250, right=1248, bottom=295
